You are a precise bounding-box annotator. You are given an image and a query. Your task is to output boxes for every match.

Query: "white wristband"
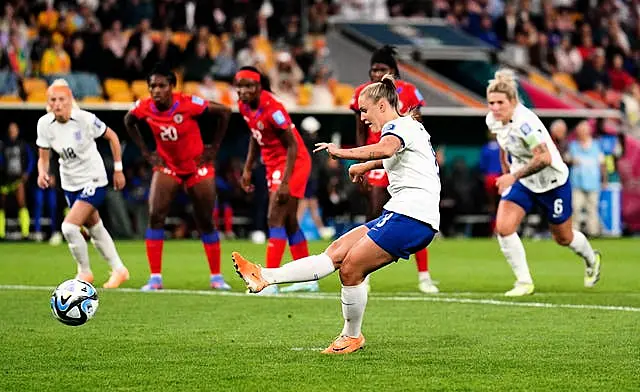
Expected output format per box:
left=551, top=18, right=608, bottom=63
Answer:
left=113, top=161, right=123, bottom=172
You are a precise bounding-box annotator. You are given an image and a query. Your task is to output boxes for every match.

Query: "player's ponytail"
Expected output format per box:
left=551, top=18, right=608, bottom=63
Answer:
left=360, top=73, right=400, bottom=114
left=487, top=68, right=519, bottom=102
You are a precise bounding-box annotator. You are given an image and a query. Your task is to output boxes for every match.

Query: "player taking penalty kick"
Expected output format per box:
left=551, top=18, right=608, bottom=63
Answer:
left=233, top=74, right=440, bottom=354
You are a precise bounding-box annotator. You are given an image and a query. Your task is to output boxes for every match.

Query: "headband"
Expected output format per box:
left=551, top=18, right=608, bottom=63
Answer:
left=235, top=70, right=261, bottom=83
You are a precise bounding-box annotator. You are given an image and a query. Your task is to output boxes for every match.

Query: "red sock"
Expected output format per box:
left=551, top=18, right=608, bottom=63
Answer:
left=415, top=248, right=429, bottom=272
left=203, top=242, right=221, bottom=275
left=146, top=239, right=164, bottom=274
left=213, top=207, right=219, bottom=228
left=266, top=238, right=287, bottom=268
left=289, top=240, right=309, bottom=260
left=223, top=205, right=233, bottom=233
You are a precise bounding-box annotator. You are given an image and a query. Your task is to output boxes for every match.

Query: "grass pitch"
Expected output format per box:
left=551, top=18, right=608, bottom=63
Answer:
left=0, top=238, right=639, bottom=391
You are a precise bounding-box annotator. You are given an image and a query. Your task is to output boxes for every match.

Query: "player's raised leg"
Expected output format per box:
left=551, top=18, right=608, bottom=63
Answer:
left=84, top=210, right=129, bottom=288
left=142, top=170, right=181, bottom=291
left=187, top=173, right=231, bottom=290
left=496, top=198, right=534, bottom=296
left=61, top=198, right=97, bottom=283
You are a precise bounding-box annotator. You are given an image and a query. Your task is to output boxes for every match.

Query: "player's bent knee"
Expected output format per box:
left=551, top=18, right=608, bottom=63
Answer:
left=495, top=221, right=517, bottom=237
left=61, top=222, right=80, bottom=240
left=339, top=258, right=366, bottom=286
left=552, top=231, right=572, bottom=246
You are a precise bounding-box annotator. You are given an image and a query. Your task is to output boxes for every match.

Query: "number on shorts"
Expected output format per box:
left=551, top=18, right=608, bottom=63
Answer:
left=250, top=128, right=264, bottom=146
left=159, top=126, right=178, bottom=141
left=375, top=213, right=394, bottom=228
left=554, top=198, right=563, bottom=216
left=81, top=185, right=96, bottom=197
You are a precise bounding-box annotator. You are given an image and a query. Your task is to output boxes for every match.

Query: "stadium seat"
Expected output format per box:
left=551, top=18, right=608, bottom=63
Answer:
left=27, top=91, right=48, bottom=103
left=333, top=83, right=355, bottom=107
left=109, top=91, right=134, bottom=103
left=131, top=80, right=149, bottom=99
left=183, top=81, right=200, bottom=95
left=172, top=31, right=191, bottom=50
left=81, top=96, right=105, bottom=103
left=528, top=72, right=557, bottom=94
left=104, top=79, right=130, bottom=98
left=552, top=73, right=578, bottom=91
left=0, top=71, right=19, bottom=95
left=298, top=84, right=312, bottom=106
left=23, top=78, right=47, bottom=95
left=0, top=95, right=22, bottom=103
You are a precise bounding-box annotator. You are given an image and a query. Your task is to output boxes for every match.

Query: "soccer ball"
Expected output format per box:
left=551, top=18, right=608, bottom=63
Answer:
left=50, top=279, right=99, bottom=326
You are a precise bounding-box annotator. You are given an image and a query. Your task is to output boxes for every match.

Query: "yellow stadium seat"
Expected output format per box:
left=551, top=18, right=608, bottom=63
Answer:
left=82, top=96, right=105, bottom=103
left=109, top=91, right=134, bottom=103
left=23, top=78, right=48, bottom=95
left=0, top=95, right=23, bottom=103
left=104, top=79, right=130, bottom=98
left=27, top=91, right=48, bottom=103
left=528, top=71, right=557, bottom=93
left=298, top=85, right=312, bottom=107
left=552, top=72, right=578, bottom=91
left=183, top=81, right=200, bottom=95
left=333, top=83, right=355, bottom=107
left=172, top=32, right=191, bottom=50
left=131, top=80, right=149, bottom=99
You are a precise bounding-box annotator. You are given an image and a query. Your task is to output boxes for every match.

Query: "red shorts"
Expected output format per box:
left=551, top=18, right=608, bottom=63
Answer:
left=155, top=165, right=215, bottom=188
left=367, top=169, right=389, bottom=188
left=267, top=159, right=311, bottom=199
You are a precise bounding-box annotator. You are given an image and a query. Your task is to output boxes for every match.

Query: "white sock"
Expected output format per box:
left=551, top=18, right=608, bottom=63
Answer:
left=568, top=230, right=596, bottom=267
left=340, top=281, right=368, bottom=338
left=418, top=271, right=432, bottom=282
left=261, top=253, right=335, bottom=284
left=498, top=233, right=533, bottom=285
left=61, top=222, right=91, bottom=274
left=88, top=220, right=125, bottom=271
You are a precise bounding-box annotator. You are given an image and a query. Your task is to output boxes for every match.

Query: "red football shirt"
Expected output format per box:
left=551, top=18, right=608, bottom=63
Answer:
left=350, top=80, right=426, bottom=145
left=130, top=93, right=208, bottom=175
left=238, top=90, right=310, bottom=172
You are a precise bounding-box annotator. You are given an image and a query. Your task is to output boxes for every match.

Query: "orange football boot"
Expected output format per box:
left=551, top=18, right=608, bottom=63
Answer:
left=76, top=272, right=94, bottom=284
left=321, top=335, right=366, bottom=354
left=231, top=252, right=269, bottom=293
left=103, top=267, right=130, bottom=288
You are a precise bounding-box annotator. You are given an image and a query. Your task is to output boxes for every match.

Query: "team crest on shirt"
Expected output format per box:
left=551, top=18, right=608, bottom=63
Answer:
left=257, top=121, right=264, bottom=130
left=173, top=114, right=183, bottom=124
left=520, top=123, right=533, bottom=135
left=74, top=130, right=82, bottom=141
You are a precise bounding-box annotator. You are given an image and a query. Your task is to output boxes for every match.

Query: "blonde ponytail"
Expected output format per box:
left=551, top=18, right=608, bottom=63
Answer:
left=360, top=73, right=400, bottom=113
left=487, top=68, right=519, bottom=102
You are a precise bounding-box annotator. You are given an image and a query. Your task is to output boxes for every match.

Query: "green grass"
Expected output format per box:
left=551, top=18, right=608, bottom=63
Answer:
left=1, top=238, right=639, bottom=391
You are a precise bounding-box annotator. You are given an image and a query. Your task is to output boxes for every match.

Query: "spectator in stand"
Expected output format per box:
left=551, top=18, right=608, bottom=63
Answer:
left=554, top=35, right=583, bottom=74
left=183, top=40, right=214, bottom=82
left=144, top=28, right=182, bottom=72
left=529, top=32, right=554, bottom=74
left=70, top=36, right=92, bottom=72
left=96, top=0, right=122, bottom=30
left=1, top=30, right=28, bottom=77
left=269, top=51, right=304, bottom=92
left=127, top=18, right=154, bottom=61
left=577, top=28, right=596, bottom=61
left=309, top=64, right=335, bottom=109
left=575, top=48, right=610, bottom=92
left=494, top=1, right=518, bottom=43
left=40, top=33, right=71, bottom=76
left=121, top=46, right=145, bottom=82
left=608, top=53, right=636, bottom=92
left=211, top=43, right=238, bottom=82
left=566, top=120, right=607, bottom=236
left=105, top=20, right=128, bottom=59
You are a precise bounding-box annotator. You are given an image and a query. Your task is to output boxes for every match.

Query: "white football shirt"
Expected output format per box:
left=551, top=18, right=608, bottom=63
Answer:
left=380, top=116, right=441, bottom=230
left=36, top=109, right=109, bottom=192
left=486, top=103, right=569, bottom=193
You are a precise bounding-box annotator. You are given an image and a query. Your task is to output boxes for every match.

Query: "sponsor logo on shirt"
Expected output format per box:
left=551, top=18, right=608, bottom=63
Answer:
left=272, top=110, right=286, bottom=126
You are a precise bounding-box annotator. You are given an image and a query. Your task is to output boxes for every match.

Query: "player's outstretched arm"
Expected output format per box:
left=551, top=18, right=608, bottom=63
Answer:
left=103, top=127, right=126, bottom=190
left=314, top=134, right=401, bottom=161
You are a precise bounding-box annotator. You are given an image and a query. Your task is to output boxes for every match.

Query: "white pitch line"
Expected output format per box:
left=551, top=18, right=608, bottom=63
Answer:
left=2, top=284, right=640, bottom=313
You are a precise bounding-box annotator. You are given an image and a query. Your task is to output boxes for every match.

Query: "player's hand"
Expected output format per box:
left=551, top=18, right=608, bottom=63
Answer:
left=37, top=173, right=51, bottom=189
left=113, top=171, right=126, bottom=191
left=144, top=151, right=163, bottom=168
left=275, top=182, right=290, bottom=204
left=313, top=142, right=340, bottom=159
left=348, top=163, right=368, bottom=184
left=496, top=173, right=516, bottom=195
left=241, top=169, right=254, bottom=193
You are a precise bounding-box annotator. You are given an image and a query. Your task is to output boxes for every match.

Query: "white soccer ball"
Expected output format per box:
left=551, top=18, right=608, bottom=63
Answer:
left=50, top=279, right=99, bottom=326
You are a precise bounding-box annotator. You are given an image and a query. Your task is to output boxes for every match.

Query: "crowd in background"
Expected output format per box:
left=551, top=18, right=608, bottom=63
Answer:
left=0, top=0, right=630, bottom=241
